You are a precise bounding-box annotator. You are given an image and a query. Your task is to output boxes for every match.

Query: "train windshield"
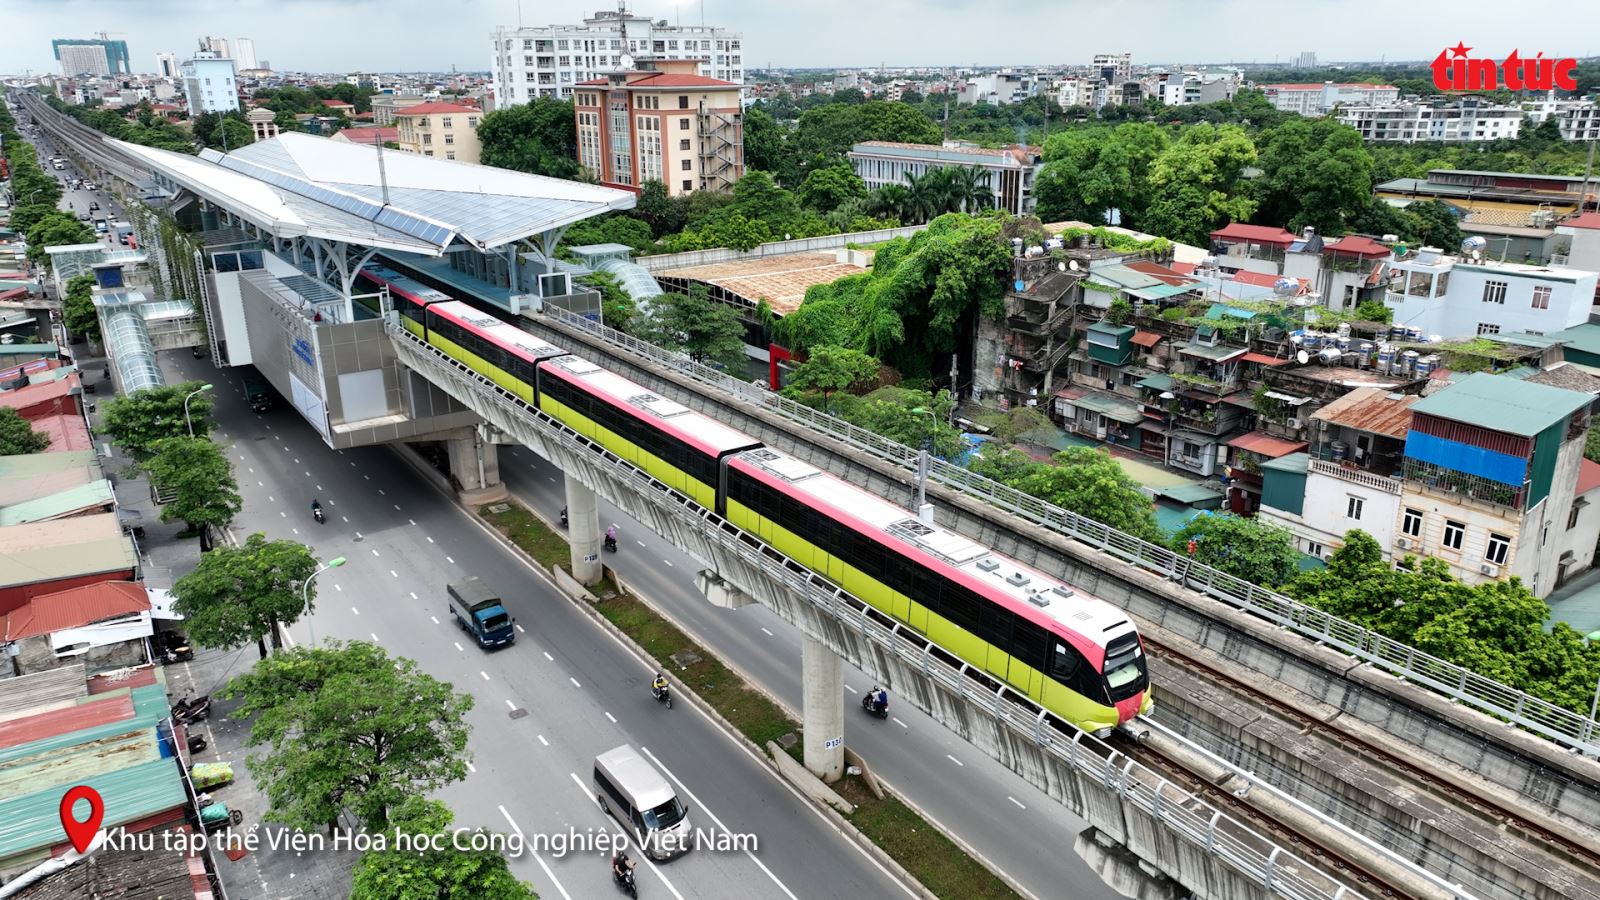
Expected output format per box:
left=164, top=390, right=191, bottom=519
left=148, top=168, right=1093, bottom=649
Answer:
left=1103, top=636, right=1147, bottom=700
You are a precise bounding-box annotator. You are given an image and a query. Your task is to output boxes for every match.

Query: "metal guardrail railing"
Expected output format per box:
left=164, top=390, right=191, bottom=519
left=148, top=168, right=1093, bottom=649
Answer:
left=389, top=320, right=1372, bottom=900
left=537, top=305, right=1600, bottom=757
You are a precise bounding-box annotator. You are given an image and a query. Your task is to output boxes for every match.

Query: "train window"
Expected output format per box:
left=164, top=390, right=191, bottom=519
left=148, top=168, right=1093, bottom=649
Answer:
left=1049, top=643, right=1079, bottom=682
left=978, top=604, right=1012, bottom=651
left=1012, top=621, right=1050, bottom=669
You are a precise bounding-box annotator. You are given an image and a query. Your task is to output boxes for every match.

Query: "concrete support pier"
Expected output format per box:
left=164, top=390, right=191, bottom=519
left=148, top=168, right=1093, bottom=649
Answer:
left=564, top=473, right=603, bottom=585
left=802, top=637, right=844, bottom=783
left=695, top=569, right=753, bottom=609
left=448, top=425, right=506, bottom=503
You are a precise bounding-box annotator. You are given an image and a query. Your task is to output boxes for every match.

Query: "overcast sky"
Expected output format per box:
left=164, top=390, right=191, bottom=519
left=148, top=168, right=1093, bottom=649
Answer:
left=5, top=0, right=1599, bottom=76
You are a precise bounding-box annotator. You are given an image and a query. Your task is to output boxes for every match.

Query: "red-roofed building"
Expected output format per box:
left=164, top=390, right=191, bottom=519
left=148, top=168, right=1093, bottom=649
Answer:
left=2, top=581, right=152, bottom=675
left=1210, top=223, right=1297, bottom=249
left=0, top=372, right=83, bottom=421
left=1323, top=235, right=1392, bottom=259
left=573, top=59, right=743, bottom=196
left=320, top=98, right=356, bottom=113
left=392, top=103, right=482, bottom=164
left=331, top=125, right=399, bottom=147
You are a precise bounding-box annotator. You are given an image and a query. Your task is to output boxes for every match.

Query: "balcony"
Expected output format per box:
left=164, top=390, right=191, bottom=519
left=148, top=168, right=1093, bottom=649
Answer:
left=1309, top=458, right=1403, bottom=495
left=1402, top=457, right=1526, bottom=511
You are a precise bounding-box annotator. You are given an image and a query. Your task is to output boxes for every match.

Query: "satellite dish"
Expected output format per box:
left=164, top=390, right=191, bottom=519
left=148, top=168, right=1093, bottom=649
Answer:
left=1068, top=259, right=1080, bottom=271
left=619, top=53, right=636, bottom=70
left=1296, top=350, right=1310, bottom=365
left=1058, top=262, right=1067, bottom=272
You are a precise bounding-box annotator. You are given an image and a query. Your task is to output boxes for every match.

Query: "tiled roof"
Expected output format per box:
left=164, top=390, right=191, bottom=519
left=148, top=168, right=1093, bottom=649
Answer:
left=1210, top=223, right=1296, bottom=246
left=3, top=581, right=151, bottom=640
left=1124, top=259, right=1198, bottom=286
left=1323, top=235, right=1391, bottom=257
left=1579, top=459, right=1600, bottom=496
left=333, top=125, right=399, bottom=145
left=321, top=98, right=355, bottom=108
left=0, top=373, right=80, bottom=418
left=27, top=412, right=92, bottom=453
left=1560, top=212, right=1600, bottom=231
left=1312, top=386, right=1418, bottom=438
left=391, top=102, right=478, bottom=117
left=1229, top=269, right=1290, bottom=288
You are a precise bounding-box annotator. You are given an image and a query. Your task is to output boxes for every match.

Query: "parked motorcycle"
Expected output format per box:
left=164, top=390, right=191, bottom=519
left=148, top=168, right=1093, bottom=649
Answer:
left=160, top=644, right=194, bottom=665
left=861, top=689, right=889, bottom=720
left=172, top=694, right=211, bottom=723
left=559, top=506, right=568, bottom=528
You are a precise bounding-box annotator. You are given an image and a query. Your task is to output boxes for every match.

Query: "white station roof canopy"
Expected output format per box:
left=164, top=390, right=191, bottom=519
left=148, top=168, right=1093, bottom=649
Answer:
left=114, top=131, right=635, bottom=256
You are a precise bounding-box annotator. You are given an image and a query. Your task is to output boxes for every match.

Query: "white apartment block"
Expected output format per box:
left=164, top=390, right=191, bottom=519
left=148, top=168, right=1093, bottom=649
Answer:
left=1337, top=101, right=1522, bottom=143
left=1261, top=82, right=1399, bottom=116
left=1524, top=95, right=1600, bottom=141
left=180, top=52, right=239, bottom=116
left=155, top=52, right=178, bottom=78
left=1384, top=248, right=1598, bottom=340
left=489, top=5, right=743, bottom=105
left=232, top=38, right=257, bottom=72
left=958, top=71, right=1040, bottom=106
left=848, top=141, right=1043, bottom=215
left=1092, top=52, right=1132, bottom=85
left=58, top=45, right=111, bottom=77
left=1055, top=77, right=1089, bottom=109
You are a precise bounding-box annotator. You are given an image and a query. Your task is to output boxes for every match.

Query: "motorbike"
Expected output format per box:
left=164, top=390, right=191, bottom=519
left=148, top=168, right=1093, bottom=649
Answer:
left=652, top=684, right=672, bottom=710
left=861, top=689, right=889, bottom=720
left=559, top=506, right=568, bottom=528
left=612, top=861, right=638, bottom=897
left=312, top=506, right=325, bottom=524
left=603, top=534, right=617, bottom=553
left=172, top=694, right=211, bottom=723
left=160, top=644, right=194, bottom=665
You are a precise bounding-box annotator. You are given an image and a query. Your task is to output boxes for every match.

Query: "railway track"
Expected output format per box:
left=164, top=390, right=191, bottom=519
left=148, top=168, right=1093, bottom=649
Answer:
left=1138, top=634, right=1600, bottom=899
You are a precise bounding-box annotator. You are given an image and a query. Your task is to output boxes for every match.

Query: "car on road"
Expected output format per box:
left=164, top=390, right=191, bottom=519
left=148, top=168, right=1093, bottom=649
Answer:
left=94, top=220, right=108, bottom=234
left=88, top=202, right=99, bottom=212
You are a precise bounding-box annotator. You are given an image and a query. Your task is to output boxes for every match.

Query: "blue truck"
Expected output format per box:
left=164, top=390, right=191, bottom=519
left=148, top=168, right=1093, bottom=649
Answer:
left=448, top=578, right=516, bottom=650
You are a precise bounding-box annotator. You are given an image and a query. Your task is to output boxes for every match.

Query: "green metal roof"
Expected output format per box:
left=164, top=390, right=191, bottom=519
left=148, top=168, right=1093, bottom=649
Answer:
left=1127, top=282, right=1196, bottom=301
left=1071, top=390, right=1144, bottom=424
left=0, top=757, right=185, bottom=859
left=0, top=479, right=114, bottom=526
left=1489, top=332, right=1561, bottom=349
left=1087, top=321, right=1135, bottom=338
left=1409, top=372, right=1593, bottom=436
left=1263, top=451, right=1310, bottom=474
left=1155, top=482, right=1228, bottom=505
left=1205, top=303, right=1257, bottom=320
left=1136, top=373, right=1176, bottom=391
left=0, top=683, right=171, bottom=766
left=0, top=451, right=97, bottom=479
left=1089, top=264, right=1163, bottom=289
left=1551, top=323, right=1600, bottom=357
left=1177, top=342, right=1248, bottom=361
left=0, top=344, right=57, bottom=358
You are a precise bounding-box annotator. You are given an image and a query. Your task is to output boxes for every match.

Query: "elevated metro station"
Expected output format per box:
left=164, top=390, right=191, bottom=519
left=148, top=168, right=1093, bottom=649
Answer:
left=95, top=131, right=636, bottom=492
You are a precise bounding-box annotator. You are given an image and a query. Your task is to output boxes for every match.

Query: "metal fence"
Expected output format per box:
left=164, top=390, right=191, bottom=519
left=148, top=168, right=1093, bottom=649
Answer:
left=539, top=305, right=1600, bottom=757
left=391, top=321, right=1373, bottom=900
left=633, top=224, right=927, bottom=272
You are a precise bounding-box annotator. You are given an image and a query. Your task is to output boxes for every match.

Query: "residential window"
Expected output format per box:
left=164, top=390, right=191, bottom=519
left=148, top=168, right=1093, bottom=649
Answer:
left=468, top=117, right=478, bottom=128
left=442, top=117, right=453, bottom=128
left=422, top=133, right=433, bottom=145
left=1442, top=519, right=1465, bottom=551
left=1482, top=279, right=1507, bottom=304
left=1532, top=285, right=1552, bottom=309
left=1401, top=507, right=1423, bottom=537
left=682, top=179, right=692, bottom=191
left=445, top=134, right=454, bottom=145
left=1346, top=496, right=1364, bottom=520
left=679, top=138, right=691, bottom=150
left=1485, top=532, right=1510, bottom=565
left=679, top=118, right=690, bottom=130
left=446, top=150, right=456, bottom=160
left=1477, top=323, right=1501, bottom=336
left=679, top=95, right=690, bottom=109
left=424, top=150, right=434, bottom=157
left=1306, top=541, right=1325, bottom=557
left=1569, top=502, right=1584, bottom=530
left=679, top=158, right=691, bottom=171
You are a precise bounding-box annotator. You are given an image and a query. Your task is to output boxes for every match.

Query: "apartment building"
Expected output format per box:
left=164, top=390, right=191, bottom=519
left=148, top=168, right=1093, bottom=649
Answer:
left=154, top=52, right=177, bottom=78
left=1383, top=246, right=1597, bottom=340
left=1524, top=96, right=1600, bottom=141
left=574, top=59, right=742, bottom=195
left=848, top=141, right=1043, bottom=216
left=1092, top=53, right=1133, bottom=85
left=1337, top=99, right=1523, bottom=143
left=490, top=4, right=743, bottom=105
left=52, top=38, right=131, bottom=76
left=1260, top=82, right=1399, bottom=116
left=370, top=94, right=430, bottom=126
left=957, top=71, right=1042, bottom=106
left=393, top=102, right=483, bottom=164
left=180, top=52, right=239, bottom=116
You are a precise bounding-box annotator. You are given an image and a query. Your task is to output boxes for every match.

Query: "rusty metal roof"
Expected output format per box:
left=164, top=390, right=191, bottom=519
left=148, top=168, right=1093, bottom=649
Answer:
left=1311, top=386, right=1419, bottom=438
left=0, top=693, right=134, bottom=751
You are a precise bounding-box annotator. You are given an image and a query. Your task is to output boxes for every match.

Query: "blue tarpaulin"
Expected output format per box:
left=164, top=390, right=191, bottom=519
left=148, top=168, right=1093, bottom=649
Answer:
left=1404, top=431, right=1526, bottom=486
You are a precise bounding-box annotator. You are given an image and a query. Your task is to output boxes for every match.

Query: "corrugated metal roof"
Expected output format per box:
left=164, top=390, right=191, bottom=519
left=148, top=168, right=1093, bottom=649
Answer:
left=86, top=665, right=159, bottom=696
left=4, top=581, right=151, bottom=640
left=0, top=683, right=169, bottom=766
left=0, top=693, right=134, bottom=751
left=1263, top=451, right=1311, bottom=474
left=1552, top=323, right=1600, bottom=356
left=0, top=756, right=186, bottom=859
left=1312, top=386, right=1418, bottom=439
left=0, top=666, right=87, bottom=719
left=1409, top=372, right=1592, bottom=437
left=9, top=840, right=199, bottom=900
left=0, top=514, right=137, bottom=590
left=0, top=479, right=115, bottom=526
left=1226, top=431, right=1308, bottom=459
left=0, top=454, right=100, bottom=508
left=0, top=375, right=80, bottom=415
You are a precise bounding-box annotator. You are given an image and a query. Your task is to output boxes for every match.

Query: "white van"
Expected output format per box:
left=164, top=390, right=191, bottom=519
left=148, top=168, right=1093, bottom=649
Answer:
left=593, top=744, right=692, bottom=860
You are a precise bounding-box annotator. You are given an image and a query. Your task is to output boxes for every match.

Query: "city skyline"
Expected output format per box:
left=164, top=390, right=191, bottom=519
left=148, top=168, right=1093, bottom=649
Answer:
left=3, top=0, right=1599, bottom=77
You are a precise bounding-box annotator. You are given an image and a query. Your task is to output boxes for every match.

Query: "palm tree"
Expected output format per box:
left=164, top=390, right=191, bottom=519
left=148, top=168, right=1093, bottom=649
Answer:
left=904, top=169, right=949, bottom=224
left=947, top=166, right=996, bottom=212
left=868, top=183, right=910, bottom=222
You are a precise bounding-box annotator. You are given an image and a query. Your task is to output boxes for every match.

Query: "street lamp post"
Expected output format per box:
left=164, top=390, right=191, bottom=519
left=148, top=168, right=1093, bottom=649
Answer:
left=302, top=557, right=347, bottom=651
left=183, top=383, right=214, bottom=437
left=910, top=406, right=938, bottom=514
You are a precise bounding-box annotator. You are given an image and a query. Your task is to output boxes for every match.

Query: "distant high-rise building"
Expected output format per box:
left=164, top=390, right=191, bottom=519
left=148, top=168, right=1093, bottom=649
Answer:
left=490, top=2, right=745, bottom=104
left=1092, top=52, right=1132, bottom=85
left=155, top=52, right=178, bottom=78
left=201, top=36, right=230, bottom=58
left=52, top=38, right=131, bottom=76
left=233, top=37, right=257, bottom=71
left=181, top=51, right=239, bottom=116
left=1296, top=51, right=1318, bottom=69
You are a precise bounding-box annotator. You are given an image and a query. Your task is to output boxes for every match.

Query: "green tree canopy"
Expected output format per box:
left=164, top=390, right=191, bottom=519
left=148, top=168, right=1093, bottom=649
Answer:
left=477, top=98, right=579, bottom=179
left=0, top=408, right=50, bottom=456
left=1173, top=512, right=1301, bottom=586
left=1034, top=123, right=1168, bottom=226
left=221, top=641, right=474, bottom=833
left=25, top=213, right=96, bottom=268
left=743, top=105, right=796, bottom=186
left=1141, top=123, right=1258, bottom=245
left=143, top=436, right=243, bottom=533
left=798, top=160, right=867, bottom=215
left=1252, top=118, right=1373, bottom=236
left=101, top=381, right=216, bottom=460
left=350, top=797, right=538, bottom=900
left=62, top=274, right=99, bottom=342
left=783, top=346, right=880, bottom=410
left=790, top=101, right=941, bottom=172
left=174, top=532, right=319, bottom=658
left=969, top=446, right=1162, bottom=542
left=635, top=284, right=750, bottom=372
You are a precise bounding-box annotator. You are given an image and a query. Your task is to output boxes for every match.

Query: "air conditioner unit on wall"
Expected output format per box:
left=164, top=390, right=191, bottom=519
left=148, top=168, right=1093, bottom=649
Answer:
left=1285, top=418, right=1302, bottom=430
left=1479, top=563, right=1500, bottom=577
left=1395, top=537, right=1412, bottom=550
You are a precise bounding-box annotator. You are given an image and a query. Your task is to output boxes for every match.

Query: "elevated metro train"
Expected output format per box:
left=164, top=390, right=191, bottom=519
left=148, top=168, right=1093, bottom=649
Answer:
left=360, top=263, right=1153, bottom=734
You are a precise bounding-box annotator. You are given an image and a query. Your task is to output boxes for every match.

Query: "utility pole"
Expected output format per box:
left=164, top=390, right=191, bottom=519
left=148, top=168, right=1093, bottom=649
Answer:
left=949, top=352, right=959, bottom=422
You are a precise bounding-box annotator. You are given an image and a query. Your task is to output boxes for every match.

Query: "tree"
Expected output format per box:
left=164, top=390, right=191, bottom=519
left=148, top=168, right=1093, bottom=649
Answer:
left=866, top=183, right=910, bottom=222
left=742, top=106, right=794, bottom=185
left=1252, top=118, right=1373, bottom=236
left=477, top=99, right=579, bottom=179
left=946, top=165, right=995, bottom=212
left=1141, top=124, right=1258, bottom=245
left=632, top=179, right=681, bottom=237
left=208, top=117, right=254, bottom=152
left=798, top=161, right=866, bottom=214
left=1034, top=123, right=1168, bottom=226
left=1404, top=200, right=1464, bottom=250
left=790, top=101, right=940, bottom=173
left=579, top=270, right=634, bottom=333
left=101, top=381, right=216, bottom=460
left=350, top=797, right=537, bottom=900
left=970, top=446, right=1162, bottom=542
left=144, top=436, right=243, bottom=534
left=1172, top=512, right=1300, bottom=586
left=784, top=346, right=880, bottom=411
left=636, top=284, right=750, bottom=372
left=25, top=213, right=96, bottom=268
left=222, top=641, right=474, bottom=833
left=173, top=533, right=319, bottom=658
left=561, top=214, right=655, bottom=254
left=61, top=274, right=100, bottom=342
left=975, top=405, right=1050, bottom=445
left=5, top=202, right=62, bottom=236
left=0, top=408, right=50, bottom=455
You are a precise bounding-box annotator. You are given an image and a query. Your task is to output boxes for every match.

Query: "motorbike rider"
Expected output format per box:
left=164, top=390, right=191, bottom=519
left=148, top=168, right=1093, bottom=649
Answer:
left=605, top=525, right=618, bottom=547
left=612, top=851, right=635, bottom=881
left=871, top=686, right=889, bottom=713
left=311, top=499, right=324, bottom=519
left=652, top=672, right=669, bottom=697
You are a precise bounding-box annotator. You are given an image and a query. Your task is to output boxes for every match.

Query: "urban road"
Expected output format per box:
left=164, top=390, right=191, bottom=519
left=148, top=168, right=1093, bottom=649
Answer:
left=164, top=349, right=1124, bottom=900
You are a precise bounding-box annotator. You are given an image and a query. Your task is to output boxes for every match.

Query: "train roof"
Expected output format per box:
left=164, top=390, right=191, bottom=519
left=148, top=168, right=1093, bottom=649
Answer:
left=439, top=304, right=569, bottom=361
left=540, top=355, right=763, bottom=457
left=360, top=263, right=451, bottom=304
left=730, top=448, right=1136, bottom=657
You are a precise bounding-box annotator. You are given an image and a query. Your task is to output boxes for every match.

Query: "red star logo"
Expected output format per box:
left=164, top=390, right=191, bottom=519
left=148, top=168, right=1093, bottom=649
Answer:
left=1449, top=41, right=1472, bottom=57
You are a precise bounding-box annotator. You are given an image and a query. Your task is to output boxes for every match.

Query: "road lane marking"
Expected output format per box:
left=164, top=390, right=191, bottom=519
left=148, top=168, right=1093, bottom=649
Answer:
left=257, top=481, right=263, bottom=487
left=454, top=642, right=464, bottom=652
left=663, top=559, right=673, bottom=567
left=538, top=734, right=549, bottom=746
left=505, top=699, right=517, bottom=710
left=430, top=616, right=439, bottom=624
left=446, top=556, right=455, bottom=564
left=568, top=677, right=581, bottom=688
left=248, top=467, right=254, bottom=473
left=1008, top=796, right=1026, bottom=810
left=497, top=806, right=572, bottom=900
left=893, top=717, right=908, bottom=729
left=636, top=540, right=645, bottom=547
left=760, top=627, right=774, bottom=637
left=342, top=516, right=349, bottom=523
left=316, top=485, right=323, bottom=491
left=279, top=511, right=286, bottom=518
left=394, top=504, right=402, bottom=510
left=466, top=761, right=476, bottom=773
left=304, top=471, right=311, bottom=477
left=543, top=652, right=554, bottom=661
left=378, top=488, right=385, bottom=495
left=408, top=518, right=416, bottom=525
left=351, top=607, right=360, bottom=616
left=641, top=745, right=797, bottom=899
left=291, top=528, right=299, bottom=535
left=390, top=570, right=398, bottom=578
left=480, top=671, right=491, bottom=681
left=946, top=754, right=964, bottom=767
left=334, top=584, right=342, bottom=592
left=427, top=536, right=435, bottom=543
left=411, top=592, right=419, bottom=600
left=515, top=623, right=526, bottom=633
left=370, top=633, right=380, bottom=642
left=371, top=549, right=380, bottom=556
left=845, top=684, right=854, bottom=693
left=605, top=712, right=617, bottom=723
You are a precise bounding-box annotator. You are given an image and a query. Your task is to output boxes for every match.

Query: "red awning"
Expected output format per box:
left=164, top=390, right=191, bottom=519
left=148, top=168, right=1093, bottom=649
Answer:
left=1053, top=386, right=1088, bottom=401
left=1240, top=352, right=1291, bottom=366
left=1131, top=330, right=1163, bottom=347
left=1226, top=431, right=1308, bottom=459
